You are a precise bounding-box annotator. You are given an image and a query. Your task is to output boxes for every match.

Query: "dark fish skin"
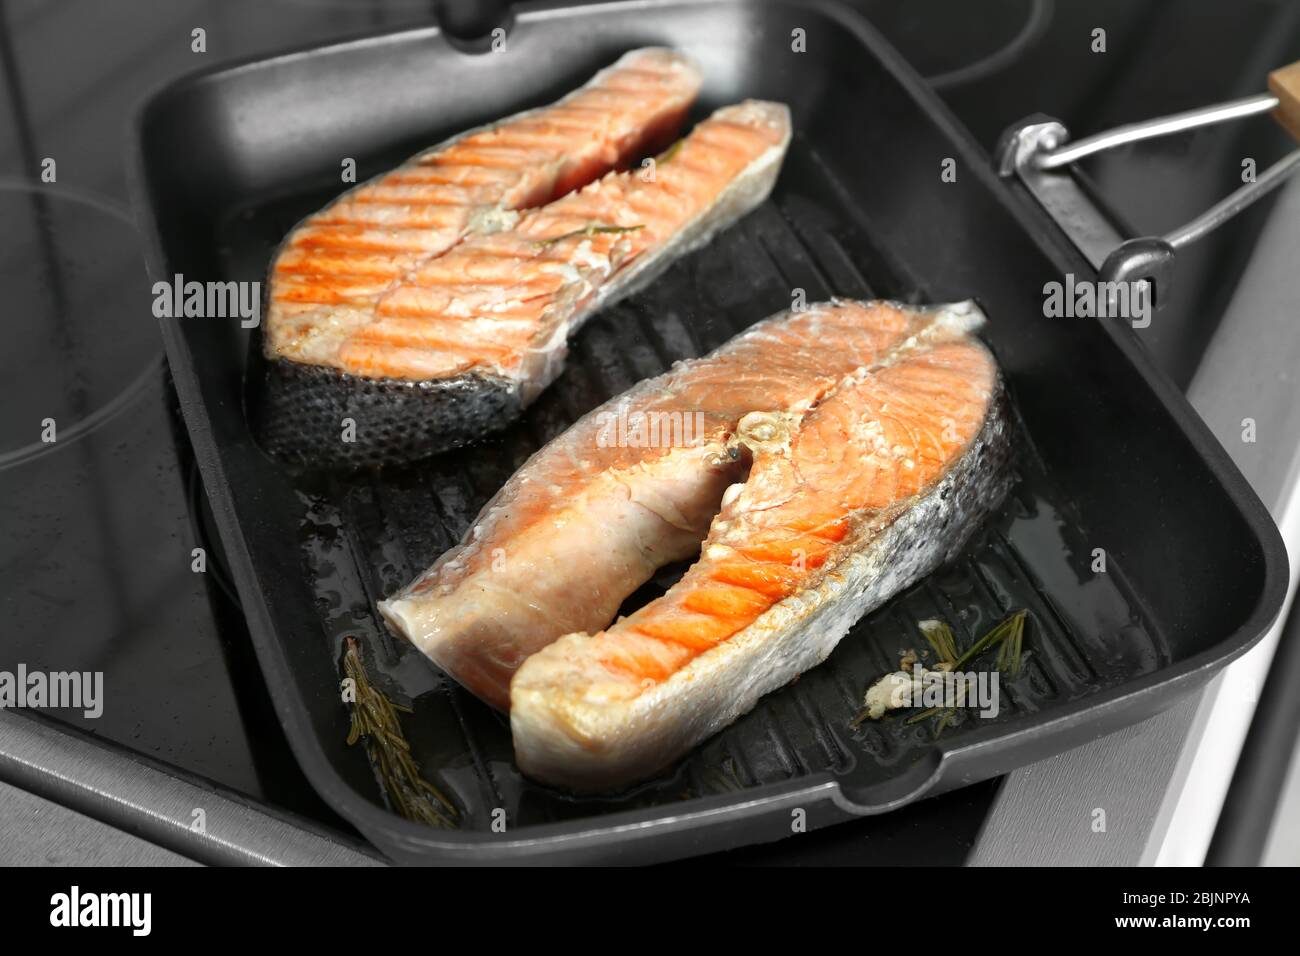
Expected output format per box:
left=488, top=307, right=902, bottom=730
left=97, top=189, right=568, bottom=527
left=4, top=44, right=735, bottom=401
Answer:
left=245, top=331, right=519, bottom=469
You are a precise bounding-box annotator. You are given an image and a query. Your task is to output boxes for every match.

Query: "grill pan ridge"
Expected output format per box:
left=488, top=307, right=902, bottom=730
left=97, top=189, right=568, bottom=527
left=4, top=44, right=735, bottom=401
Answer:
left=130, top=0, right=1287, bottom=864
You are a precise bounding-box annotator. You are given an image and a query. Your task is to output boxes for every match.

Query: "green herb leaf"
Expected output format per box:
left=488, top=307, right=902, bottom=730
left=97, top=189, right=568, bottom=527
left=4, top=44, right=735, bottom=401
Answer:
left=853, top=610, right=1032, bottom=735
left=904, top=706, right=947, bottom=725
left=952, top=609, right=1027, bottom=671
left=918, top=619, right=959, bottom=665
left=989, top=609, right=1028, bottom=676
left=342, top=637, right=459, bottom=829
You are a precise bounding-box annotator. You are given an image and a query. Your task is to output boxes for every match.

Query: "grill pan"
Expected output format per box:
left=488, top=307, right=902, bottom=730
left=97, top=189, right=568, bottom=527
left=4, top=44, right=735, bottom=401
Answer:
left=130, top=0, right=1287, bottom=864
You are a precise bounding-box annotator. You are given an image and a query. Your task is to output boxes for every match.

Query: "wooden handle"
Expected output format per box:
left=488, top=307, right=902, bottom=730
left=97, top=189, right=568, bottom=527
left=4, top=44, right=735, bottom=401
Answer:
left=1269, top=60, right=1300, bottom=142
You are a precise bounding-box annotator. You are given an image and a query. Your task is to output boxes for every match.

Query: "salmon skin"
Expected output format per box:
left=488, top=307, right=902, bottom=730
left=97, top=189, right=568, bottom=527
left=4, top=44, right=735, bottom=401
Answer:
left=379, top=300, right=1013, bottom=791
left=247, top=49, right=793, bottom=468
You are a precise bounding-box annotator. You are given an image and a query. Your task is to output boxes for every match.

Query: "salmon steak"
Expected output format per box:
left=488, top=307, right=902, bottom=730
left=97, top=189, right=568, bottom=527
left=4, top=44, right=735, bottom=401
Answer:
left=247, top=48, right=794, bottom=467
left=378, top=299, right=1013, bottom=791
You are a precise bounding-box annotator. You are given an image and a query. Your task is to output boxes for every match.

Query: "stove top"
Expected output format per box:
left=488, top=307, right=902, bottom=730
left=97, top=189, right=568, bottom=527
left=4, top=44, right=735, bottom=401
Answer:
left=3, top=0, right=1296, bottom=865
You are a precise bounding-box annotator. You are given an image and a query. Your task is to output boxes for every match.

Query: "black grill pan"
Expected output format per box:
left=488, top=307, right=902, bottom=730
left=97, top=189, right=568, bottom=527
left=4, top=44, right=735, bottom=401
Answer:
left=130, top=0, right=1287, bottom=864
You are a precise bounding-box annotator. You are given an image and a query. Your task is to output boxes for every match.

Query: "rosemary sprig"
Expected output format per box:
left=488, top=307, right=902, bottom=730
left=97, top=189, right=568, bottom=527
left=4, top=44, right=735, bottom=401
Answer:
left=952, top=608, right=1028, bottom=672
left=343, top=637, right=458, bottom=828
left=851, top=610, right=1031, bottom=738
left=905, top=706, right=947, bottom=725
left=918, top=619, right=959, bottom=666
left=996, top=610, right=1028, bottom=676
left=906, top=706, right=958, bottom=739
left=935, top=708, right=957, bottom=737
left=534, top=223, right=644, bottom=249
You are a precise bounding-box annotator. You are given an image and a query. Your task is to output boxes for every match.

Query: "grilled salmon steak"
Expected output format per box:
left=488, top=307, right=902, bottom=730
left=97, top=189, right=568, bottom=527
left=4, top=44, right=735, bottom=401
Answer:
left=249, top=49, right=793, bottom=468
left=379, top=300, right=1012, bottom=789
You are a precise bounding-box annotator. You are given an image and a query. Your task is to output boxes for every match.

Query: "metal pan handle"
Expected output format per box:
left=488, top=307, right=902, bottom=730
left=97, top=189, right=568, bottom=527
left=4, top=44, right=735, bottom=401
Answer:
left=996, top=60, right=1300, bottom=311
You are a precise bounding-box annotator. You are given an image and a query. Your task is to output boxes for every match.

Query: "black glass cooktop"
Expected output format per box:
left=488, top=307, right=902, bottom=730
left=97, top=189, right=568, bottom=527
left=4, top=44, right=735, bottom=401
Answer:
left=3, top=0, right=1295, bottom=864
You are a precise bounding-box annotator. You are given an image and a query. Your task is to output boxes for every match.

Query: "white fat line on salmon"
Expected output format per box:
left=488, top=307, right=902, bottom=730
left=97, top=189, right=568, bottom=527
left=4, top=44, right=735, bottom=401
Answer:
left=864, top=300, right=987, bottom=368
left=152, top=273, right=260, bottom=328
left=791, top=301, right=994, bottom=433
left=862, top=665, right=1001, bottom=719
left=1042, top=273, right=1153, bottom=328
left=801, top=300, right=991, bottom=394
left=595, top=408, right=708, bottom=449
left=0, top=664, right=103, bottom=718
left=50, top=886, right=151, bottom=936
